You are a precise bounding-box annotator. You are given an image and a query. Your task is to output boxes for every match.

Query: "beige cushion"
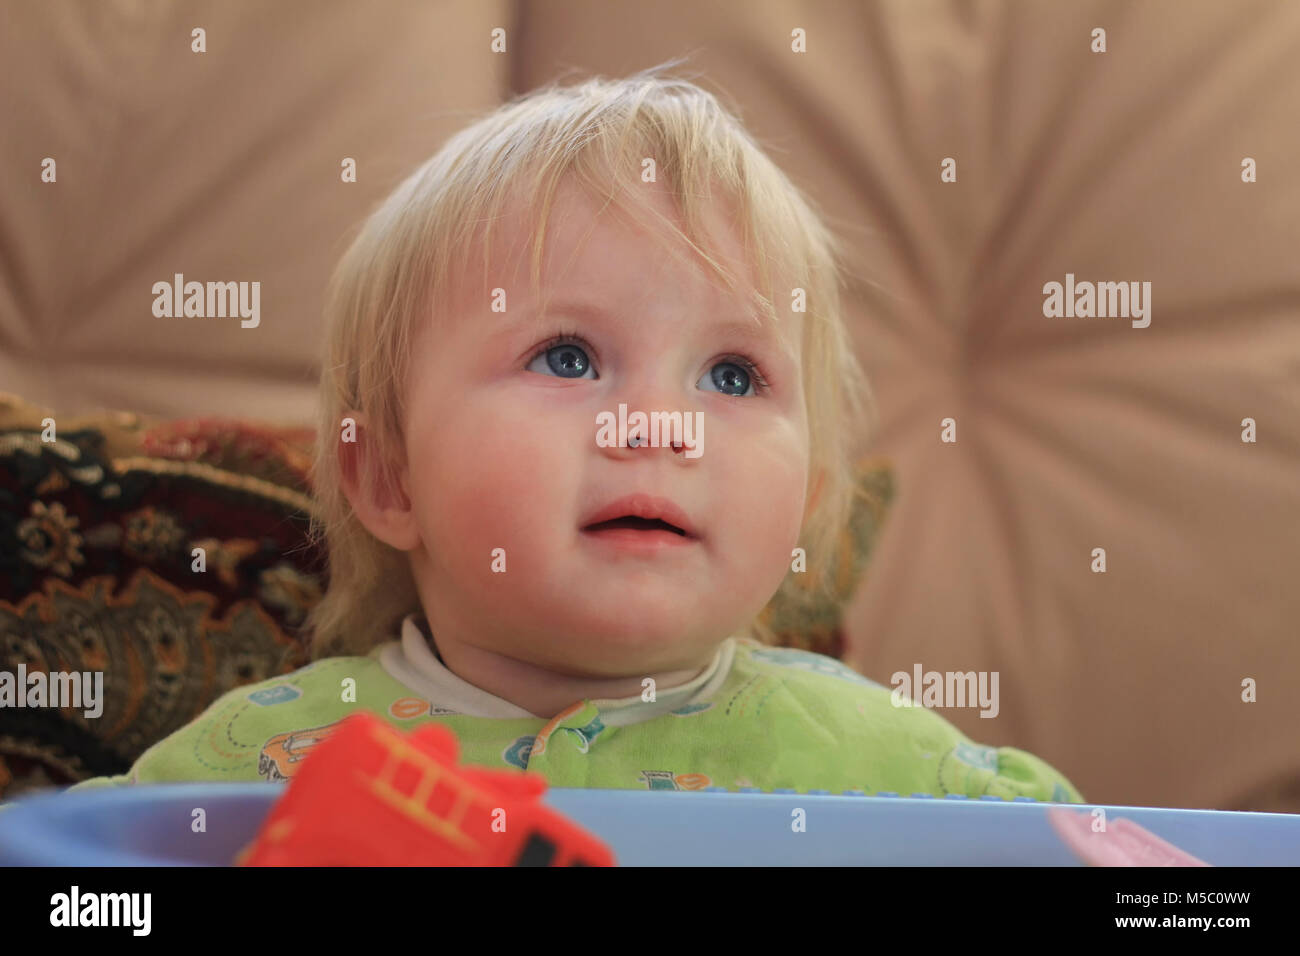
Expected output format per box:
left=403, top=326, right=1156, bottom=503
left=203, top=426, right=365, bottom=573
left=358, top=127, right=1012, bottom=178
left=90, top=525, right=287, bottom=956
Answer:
left=0, top=0, right=509, bottom=420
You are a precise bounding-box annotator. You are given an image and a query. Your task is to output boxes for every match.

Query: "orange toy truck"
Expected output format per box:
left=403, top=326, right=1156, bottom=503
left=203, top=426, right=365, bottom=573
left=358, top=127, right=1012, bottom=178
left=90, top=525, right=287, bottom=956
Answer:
left=236, top=711, right=615, bottom=866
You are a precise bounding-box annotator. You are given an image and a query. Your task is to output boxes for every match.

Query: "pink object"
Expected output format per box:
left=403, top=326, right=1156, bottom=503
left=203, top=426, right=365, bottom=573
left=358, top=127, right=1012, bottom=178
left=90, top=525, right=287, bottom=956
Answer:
left=1048, top=807, right=1211, bottom=866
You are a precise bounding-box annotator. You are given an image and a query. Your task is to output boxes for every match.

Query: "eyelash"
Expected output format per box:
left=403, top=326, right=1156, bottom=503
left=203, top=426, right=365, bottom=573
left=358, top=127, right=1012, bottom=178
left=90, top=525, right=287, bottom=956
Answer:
left=529, top=329, right=773, bottom=394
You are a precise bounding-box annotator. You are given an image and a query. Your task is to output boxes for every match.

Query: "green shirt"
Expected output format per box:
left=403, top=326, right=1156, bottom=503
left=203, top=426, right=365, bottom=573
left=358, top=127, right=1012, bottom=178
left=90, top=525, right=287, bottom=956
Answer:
left=68, top=615, right=1084, bottom=802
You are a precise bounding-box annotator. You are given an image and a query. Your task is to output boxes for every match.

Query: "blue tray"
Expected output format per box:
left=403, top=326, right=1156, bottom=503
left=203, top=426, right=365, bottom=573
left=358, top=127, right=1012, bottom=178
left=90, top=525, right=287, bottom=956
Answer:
left=1, top=785, right=1297, bottom=866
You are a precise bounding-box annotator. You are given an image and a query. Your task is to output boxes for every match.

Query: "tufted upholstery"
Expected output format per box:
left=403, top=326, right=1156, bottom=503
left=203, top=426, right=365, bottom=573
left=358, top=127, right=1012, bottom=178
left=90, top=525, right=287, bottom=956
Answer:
left=1, top=0, right=1297, bottom=810
left=0, top=0, right=511, bottom=420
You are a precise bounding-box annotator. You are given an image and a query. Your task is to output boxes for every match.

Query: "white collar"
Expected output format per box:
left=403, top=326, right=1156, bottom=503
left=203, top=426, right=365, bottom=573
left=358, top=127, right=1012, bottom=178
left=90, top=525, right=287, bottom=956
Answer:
left=378, top=614, right=735, bottom=724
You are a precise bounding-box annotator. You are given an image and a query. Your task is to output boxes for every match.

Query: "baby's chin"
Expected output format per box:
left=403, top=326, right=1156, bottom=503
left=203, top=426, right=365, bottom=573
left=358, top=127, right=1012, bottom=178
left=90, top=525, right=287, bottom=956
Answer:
left=555, top=588, right=737, bottom=634
left=509, top=610, right=740, bottom=675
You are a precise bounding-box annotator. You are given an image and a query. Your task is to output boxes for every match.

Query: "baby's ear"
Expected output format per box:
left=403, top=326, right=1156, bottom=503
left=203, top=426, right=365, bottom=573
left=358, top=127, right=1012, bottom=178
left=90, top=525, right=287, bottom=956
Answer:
left=337, top=410, right=420, bottom=552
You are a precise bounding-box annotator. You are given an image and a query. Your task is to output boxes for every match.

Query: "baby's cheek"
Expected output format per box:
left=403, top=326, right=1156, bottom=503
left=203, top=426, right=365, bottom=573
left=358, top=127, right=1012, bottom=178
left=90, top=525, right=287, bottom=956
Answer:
left=730, top=428, right=806, bottom=532
left=432, top=423, right=566, bottom=568
left=729, top=449, right=806, bottom=583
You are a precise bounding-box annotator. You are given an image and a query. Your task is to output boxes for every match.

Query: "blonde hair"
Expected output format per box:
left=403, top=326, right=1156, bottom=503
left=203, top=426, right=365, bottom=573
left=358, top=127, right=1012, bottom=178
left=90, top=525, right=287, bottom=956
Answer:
left=307, top=60, right=875, bottom=659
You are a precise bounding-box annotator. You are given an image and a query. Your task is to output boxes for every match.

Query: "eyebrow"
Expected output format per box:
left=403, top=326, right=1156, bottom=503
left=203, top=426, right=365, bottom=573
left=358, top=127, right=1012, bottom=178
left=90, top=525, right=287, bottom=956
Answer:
left=534, top=299, right=797, bottom=363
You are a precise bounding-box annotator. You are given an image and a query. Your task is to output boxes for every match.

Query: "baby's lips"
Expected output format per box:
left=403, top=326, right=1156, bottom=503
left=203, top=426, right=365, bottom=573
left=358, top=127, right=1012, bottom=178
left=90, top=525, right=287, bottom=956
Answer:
left=579, top=493, right=700, bottom=539
left=1046, top=806, right=1211, bottom=866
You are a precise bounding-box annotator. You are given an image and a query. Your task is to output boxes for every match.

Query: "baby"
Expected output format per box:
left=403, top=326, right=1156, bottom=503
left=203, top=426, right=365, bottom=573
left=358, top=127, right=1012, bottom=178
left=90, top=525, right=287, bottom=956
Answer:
left=70, top=66, right=1083, bottom=803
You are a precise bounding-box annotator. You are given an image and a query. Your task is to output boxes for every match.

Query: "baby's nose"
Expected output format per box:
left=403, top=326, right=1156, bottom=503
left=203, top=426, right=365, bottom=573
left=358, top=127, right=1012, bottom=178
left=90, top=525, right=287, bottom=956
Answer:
left=627, top=430, right=694, bottom=455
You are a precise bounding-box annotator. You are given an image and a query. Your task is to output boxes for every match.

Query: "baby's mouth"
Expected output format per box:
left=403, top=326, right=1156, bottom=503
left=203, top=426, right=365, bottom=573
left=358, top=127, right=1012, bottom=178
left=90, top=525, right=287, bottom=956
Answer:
left=580, top=515, right=699, bottom=550
left=578, top=494, right=701, bottom=542
left=583, top=516, right=690, bottom=537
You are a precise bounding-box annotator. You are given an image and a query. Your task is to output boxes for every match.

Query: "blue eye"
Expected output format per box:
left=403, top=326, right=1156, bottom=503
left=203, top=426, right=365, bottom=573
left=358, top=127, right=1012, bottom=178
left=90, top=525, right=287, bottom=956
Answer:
left=698, top=359, right=761, bottom=397
left=526, top=335, right=768, bottom=395
left=527, top=339, right=597, bottom=379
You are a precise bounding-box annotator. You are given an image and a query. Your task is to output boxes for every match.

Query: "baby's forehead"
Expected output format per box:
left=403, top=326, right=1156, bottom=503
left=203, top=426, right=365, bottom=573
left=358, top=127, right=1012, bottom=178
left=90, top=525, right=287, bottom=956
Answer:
left=437, top=179, right=802, bottom=354
left=518, top=294, right=791, bottom=341
left=485, top=176, right=763, bottom=277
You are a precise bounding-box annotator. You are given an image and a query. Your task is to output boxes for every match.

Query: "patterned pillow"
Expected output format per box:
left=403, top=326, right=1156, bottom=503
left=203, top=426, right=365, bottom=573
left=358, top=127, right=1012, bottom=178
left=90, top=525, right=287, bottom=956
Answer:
left=0, top=392, right=891, bottom=798
left=0, top=395, right=323, bottom=799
